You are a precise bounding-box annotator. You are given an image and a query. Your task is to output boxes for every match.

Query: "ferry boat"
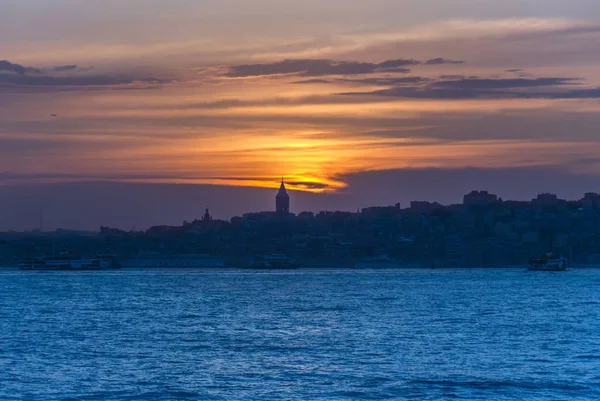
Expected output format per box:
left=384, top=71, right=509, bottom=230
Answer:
left=528, top=251, right=568, bottom=271
left=249, top=254, right=299, bottom=269
left=19, top=254, right=116, bottom=270
left=121, top=252, right=225, bottom=268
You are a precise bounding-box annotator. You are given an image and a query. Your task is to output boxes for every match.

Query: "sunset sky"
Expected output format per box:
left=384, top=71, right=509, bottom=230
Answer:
left=3, top=0, right=600, bottom=229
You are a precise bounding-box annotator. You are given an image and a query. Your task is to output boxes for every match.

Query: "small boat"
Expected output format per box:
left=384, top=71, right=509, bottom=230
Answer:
left=248, top=254, right=299, bottom=269
left=528, top=251, right=567, bottom=271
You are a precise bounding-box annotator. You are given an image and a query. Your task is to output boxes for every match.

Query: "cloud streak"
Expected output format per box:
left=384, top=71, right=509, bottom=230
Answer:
left=433, top=77, right=579, bottom=89
left=0, top=59, right=166, bottom=90
left=0, top=74, right=165, bottom=87
left=293, top=76, right=430, bottom=86
left=52, top=65, right=79, bottom=72
left=425, top=58, right=464, bottom=65
left=0, top=60, right=41, bottom=75
left=225, top=57, right=463, bottom=78
left=341, top=76, right=600, bottom=100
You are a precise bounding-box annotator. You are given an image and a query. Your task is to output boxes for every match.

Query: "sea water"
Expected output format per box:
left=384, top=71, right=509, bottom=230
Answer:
left=1, top=268, right=599, bottom=400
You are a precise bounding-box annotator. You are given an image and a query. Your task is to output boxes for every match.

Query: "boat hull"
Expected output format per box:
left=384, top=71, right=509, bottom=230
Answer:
left=528, top=253, right=567, bottom=272
left=528, top=259, right=567, bottom=271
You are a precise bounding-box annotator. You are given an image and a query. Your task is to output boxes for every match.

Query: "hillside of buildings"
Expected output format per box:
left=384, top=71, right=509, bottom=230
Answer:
left=3, top=187, right=600, bottom=268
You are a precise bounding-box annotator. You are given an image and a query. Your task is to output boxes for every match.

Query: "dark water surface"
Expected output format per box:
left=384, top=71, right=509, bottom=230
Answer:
left=1, top=268, right=599, bottom=400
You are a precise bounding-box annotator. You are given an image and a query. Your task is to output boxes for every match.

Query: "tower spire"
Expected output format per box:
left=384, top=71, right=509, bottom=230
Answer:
left=276, top=176, right=290, bottom=214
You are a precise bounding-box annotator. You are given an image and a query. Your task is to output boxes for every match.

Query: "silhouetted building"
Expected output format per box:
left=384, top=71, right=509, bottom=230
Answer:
left=532, top=193, right=566, bottom=208
left=276, top=179, right=290, bottom=214
left=581, top=192, right=600, bottom=209
left=361, top=203, right=401, bottom=217
left=14, top=188, right=600, bottom=269
left=464, top=191, right=499, bottom=206
left=410, top=201, right=443, bottom=214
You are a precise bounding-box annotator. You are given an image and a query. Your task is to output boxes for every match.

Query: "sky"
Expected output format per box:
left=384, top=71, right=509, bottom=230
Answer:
left=2, top=0, right=600, bottom=230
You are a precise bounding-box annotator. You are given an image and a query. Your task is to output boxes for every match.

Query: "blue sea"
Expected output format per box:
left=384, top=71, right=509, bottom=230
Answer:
left=1, top=268, right=599, bottom=400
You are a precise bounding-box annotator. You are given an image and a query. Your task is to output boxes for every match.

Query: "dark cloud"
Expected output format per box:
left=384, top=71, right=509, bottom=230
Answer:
left=439, top=75, right=477, bottom=80
left=433, top=77, right=578, bottom=90
left=0, top=59, right=165, bottom=91
left=377, top=59, right=421, bottom=69
left=345, top=77, right=429, bottom=86
left=341, top=76, right=598, bottom=100
left=0, top=72, right=165, bottom=89
left=286, top=181, right=330, bottom=190
left=226, top=59, right=378, bottom=77
left=52, top=65, right=78, bottom=72
left=548, top=88, right=600, bottom=99
left=0, top=60, right=41, bottom=75
left=425, top=58, right=465, bottom=65
left=226, top=57, right=460, bottom=78
left=377, top=67, right=411, bottom=73
left=290, top=78, right=333, bottom=85
left=353, top=86, right=475, bottom=99
left=293, top=76, right=430, bottom=87
left=505, top=69, right=523, bottom=73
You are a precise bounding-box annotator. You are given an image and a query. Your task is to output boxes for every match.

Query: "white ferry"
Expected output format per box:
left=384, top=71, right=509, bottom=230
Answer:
left=528, top=251, right=568, bottom=271
left=19, top=254, right=115, bottom=270
left=122, top=252, right=225, bottom=268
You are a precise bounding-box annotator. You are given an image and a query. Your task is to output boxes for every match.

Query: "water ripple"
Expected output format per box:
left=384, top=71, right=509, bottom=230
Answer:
left=1, top=268, right=599, bottom=400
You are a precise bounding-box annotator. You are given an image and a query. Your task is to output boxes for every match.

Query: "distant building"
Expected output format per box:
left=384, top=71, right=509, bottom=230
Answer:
left=410, top=201, right=443, bottom=214
left=361, top=203, right=401, bottom=217
left=202, top=207, right=212, bottom=221
left=100, top=226, right=126, bottom=235
left=242, top=211, right=273, bottom=221
left=581, top=192, right=600, bottom=209
left=276, top=179, right=290, bottom=214
left=297, top=211, right=315, bottom=219
left=532, top=193, right=566, bottom=208
left=463, top=191, right=499, bottom=206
